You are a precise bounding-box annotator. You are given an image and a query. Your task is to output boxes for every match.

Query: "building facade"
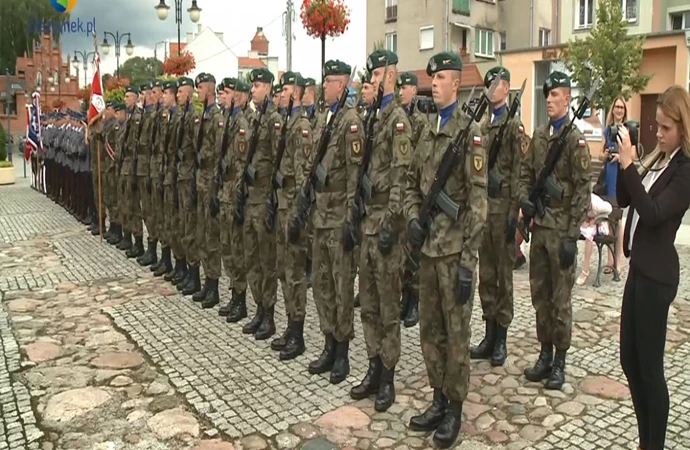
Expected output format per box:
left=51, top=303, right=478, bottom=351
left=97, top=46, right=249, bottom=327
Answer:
left=237, top=27, right=280, bottom=83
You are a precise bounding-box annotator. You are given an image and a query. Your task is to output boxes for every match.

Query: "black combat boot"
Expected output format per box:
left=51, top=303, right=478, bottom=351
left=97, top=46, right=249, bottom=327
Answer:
left=329, top=339, right=350, bottom=384
left=181, top=265, right=201, bottom=296
left=524, top=343, right=554, bottom=382
left=404, top=289, right=419, bottom=328
left=102, top=221, right=113, bottom=240
left=153, top=247, right=173, bottom=277
left=170, top=259, right=188, bottom=285
left=308, top=334, right=336, bottom=374
left=150, top=245, right=165, bottom=272
left=193, top=277, right=211, bottom=302
left=271, top=315, right=292, bottom=351
left=86, top=210, right=97, bottom=230
left=226, top=290, right=247, bottom=323
left=491, top=324, right=508, bottom=367
left=433, top=401, right=463, bottom=449
left=91, top=216, right=106, bottom=235
left=117, top=231, right=132, bottom=250
left=138, top=239, right=158, bottom=266
left=280, top=320, right=305, bottom=361
left=470, top=319, right=497, bottom=360
left=255, top=305, right=276, bottom=340
left=545, top=350, right=566, bottom=390
left=218, top=290, right=233, bottom=317
left=126, top=235, right=145, bottom=258
left=242, top=303, right=264, bottom=334
left=350, top=356, right=382, bottom=400
left=375, top=365, right=396, bottom=412
left=107, top=223, right=123, bottom=245
left=409, top=388, right=448, bottom=431
left=201, top=279, right=220, bottom=309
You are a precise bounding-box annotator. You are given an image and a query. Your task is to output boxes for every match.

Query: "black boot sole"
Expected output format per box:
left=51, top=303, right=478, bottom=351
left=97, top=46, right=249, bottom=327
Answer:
left=226, top=310, right=247, bottom=323
left=308, top=361, right=334, bottom=375
left=349, top=385, right=380, bottom=401
left=279, top=346, right=305, bottom=361
left=524, top=368, right=552, bottom=382
left=409, top=416, right=445, bottom=432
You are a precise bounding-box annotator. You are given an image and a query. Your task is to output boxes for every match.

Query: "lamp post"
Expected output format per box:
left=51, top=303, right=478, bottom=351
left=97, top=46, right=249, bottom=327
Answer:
left=153, top=40, right=167, bottom=76
left=5, top=68, right=12, bottom=164
left=72, top=51, right=96, bottom=87
left=154, top=0, right=202, bottom=55
left=101, top=31, right=134, bottom=77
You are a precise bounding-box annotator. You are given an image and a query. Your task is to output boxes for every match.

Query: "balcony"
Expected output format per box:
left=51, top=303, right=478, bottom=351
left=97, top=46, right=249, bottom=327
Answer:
left=452, top=0, right=470, bottom=16
left=385, top=5, right=397, bottom=23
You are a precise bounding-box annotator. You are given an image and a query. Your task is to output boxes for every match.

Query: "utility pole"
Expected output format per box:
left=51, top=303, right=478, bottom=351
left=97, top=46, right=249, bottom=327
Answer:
left=284, top=0, right=294, bottom=71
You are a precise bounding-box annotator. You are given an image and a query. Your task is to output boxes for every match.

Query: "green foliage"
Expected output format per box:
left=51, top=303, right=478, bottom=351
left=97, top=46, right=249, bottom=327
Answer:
left=117, top=57, right=164, bottom=86
left=0, top=161, right=13, bottom=168
left=105, top=87, right=125, bottom=103
left=192, top=95, right=203, bottom=114
left=0, top=122, right=6, bottom=162
left=563, top=0, right=650, bottom=111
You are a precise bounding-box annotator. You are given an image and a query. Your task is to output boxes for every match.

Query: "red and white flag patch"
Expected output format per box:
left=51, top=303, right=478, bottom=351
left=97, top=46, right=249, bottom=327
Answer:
left=578, top=139, right=586, bottom=147
left=274, top=123, right=281, bottom=130
left=473, top=136, right=482, bottom=146
left=194, top=118, right=200, bottom=124
left=518, top=125, right=525, bottom=134
left=239, top=128, right=246, bottom=136
left=219, top=121, right=224, bottom=128
left=302, top=129, right=309, bottom=137
left=350, top=124, right=358, bottom=133
left=396, top=122, right=405, bottom=132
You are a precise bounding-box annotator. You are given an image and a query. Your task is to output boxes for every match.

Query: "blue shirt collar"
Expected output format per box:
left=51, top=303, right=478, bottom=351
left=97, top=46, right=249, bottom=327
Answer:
left=438, top=102, right=458, bottom=131
left=550, top=114, right=568, bottom=133
left=169, top=105, right=178, bottom=113
left=492, top=104, right=506, bottom=124
left=380, top=93, right=394, bottom=111
left=144, top=104, right=154, bottom=112
left=291, top=105, right=302, bottom=116
left=305, top=104, right=315, bottom=115
left=232, top=105, right=241, bottom=117
left=204, top=102, right=216, bottom=114
left=329, top=101, right=338, bottom=113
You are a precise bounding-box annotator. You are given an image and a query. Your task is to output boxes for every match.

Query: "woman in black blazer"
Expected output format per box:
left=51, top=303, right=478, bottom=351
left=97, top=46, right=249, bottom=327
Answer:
left=616, top=85, right=690, bottom=450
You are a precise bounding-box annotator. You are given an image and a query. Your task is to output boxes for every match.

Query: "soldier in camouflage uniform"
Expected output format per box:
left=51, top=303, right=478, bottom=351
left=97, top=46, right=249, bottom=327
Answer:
left=397, top=71, right=429, bottom=328
left=294, top=60, right=363, bottom=385
left=471, top=67, right=530, bottom=367
left=404, top=52, right=487, bottom=448
left=302, top=77, right=318, bottom=288
left=267, top=71, right=312, bottom=361
left=272, top=84, right=283, bottom=113
left=87, top=111, right=107, bottom=235
left=218, top=80, right=252, bottom=322
left=236, top=67, right=282, bottom=340
left=96, top=102, right=116, bottom=239
left=106, top=103, right=127, bottom=245
left=518, top=71, right=591, bottom=390
left=189, top=73, right=223, bottom=308
left=358, top=72, right=375, bottom=122
left=348, top=49, right=411, bottom=412
left=176, top=77, right=203, bottom=296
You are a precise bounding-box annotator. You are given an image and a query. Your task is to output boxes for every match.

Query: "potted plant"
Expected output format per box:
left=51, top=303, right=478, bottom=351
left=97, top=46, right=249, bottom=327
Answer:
left=162, top=51, right=196, bottom=76
left=0, top=122, right=15, bottom=185
left=300, top=0, right=351, bottom=80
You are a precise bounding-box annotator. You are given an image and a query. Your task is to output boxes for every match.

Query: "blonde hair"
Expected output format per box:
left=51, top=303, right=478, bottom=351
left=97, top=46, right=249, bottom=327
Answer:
left=607, top=95, right=627, bottom=126
left=639, top=85, right=690, bottom=173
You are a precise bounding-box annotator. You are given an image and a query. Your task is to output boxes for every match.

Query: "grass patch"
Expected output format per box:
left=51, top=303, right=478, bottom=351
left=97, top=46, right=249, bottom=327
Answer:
left=0, top=161, right=14, bottom=168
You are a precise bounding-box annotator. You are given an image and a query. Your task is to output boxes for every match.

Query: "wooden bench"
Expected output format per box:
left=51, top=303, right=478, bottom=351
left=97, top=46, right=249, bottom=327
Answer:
left=592, top=207, right=623, bottom=287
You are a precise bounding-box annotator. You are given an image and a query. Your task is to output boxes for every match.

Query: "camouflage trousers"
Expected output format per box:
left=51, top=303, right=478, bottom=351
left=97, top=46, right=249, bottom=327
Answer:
left=149, top=175, right=164, bottom=242
left=243, top=202, right=278, bottom=309
left=163, top=184, right=184, bottom=259
left=102, top=170, right=117, bottom=223
left=179, top=179, right=200, bottom=266
left=359, top=234, right=402, bottom=369
left=121, top=173, right=143, bottom=235
left=478, top=215, right=516, bottom=328
left=277, top=209, right=307, bottom=321
left=197, top=183, right=222, bottom=279
left=400, top=226, right=419, bottom=294
left=220, top=200, right=246, bottom=293
left=419, top=253, right=474, bottom=403
left=313, top=227, right=356, bottom=342
left=136, top=176, right=156, bottom=240
left=528, top=226, right=575, bottom=351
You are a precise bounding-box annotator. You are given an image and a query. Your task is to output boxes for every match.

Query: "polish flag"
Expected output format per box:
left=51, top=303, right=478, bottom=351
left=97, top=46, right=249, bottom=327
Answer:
left=87, top=52, right=105, bottom=123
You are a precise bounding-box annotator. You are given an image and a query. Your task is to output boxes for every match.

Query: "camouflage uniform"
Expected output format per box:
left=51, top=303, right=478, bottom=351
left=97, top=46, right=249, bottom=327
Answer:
left=121, top=103, right=144, bottom=241
left=149, top=104, right=166, bottom=249
left=136, top=101, right=159, bottom=260
left=518, top=71, right=591, bottom=390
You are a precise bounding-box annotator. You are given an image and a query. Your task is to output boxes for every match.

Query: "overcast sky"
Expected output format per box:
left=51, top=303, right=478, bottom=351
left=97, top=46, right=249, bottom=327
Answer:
left=59, top=0, right=366, bottom=86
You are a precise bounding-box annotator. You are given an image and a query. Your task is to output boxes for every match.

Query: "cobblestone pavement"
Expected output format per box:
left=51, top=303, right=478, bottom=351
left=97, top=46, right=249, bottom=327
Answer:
left=0, top=179, right=689, bottom=450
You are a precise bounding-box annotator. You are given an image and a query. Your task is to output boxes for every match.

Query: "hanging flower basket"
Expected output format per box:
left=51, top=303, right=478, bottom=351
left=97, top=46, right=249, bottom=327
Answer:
left=162, top=51, right=196, bottom=76
left=300, top=0, right=350, bottom=39
left=104, top=75, right=131, bottom=92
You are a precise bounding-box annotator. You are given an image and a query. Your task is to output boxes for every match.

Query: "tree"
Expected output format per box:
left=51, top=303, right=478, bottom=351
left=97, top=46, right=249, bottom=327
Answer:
left=118, top=57, right=164, bottom=86
left=563, top=0, right=650, bottom=112
left=300, top=0, right=351, bottom=83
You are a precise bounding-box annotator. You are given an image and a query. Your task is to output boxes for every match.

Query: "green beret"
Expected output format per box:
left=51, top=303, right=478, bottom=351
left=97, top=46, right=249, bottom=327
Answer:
left=235, top=81, right=250, bottom=93
left=426, top=52, right=463, bottom=76
left=217, top=81, right=225, bottom=92
left=178, top=77, right=194, bottom=88
left=124, top=86, right=140, bottom=95
left=366, top=49, right=398, bottom=72
left=195, top=72, right=216, bottom=87
left=484, top=66, right=510, bottom=87
left=361, top=71, right=372, bottom=85
left=114, top=102, right=126, bottom=111
left=105, top=100, right=114, bottom=108
left=543, top=71, right=571, bottom=97
left=162, top=80, right=178, bottom=91
left=140, top=82, right=152, bottom=91
left=152, top=79, right=163, bottom=89
left=272, top=84, right=283, bottom=96
left=222, top=77, right=237, bottom=90
left=305, top=77, right=316, bottom=87
left=280, top=71, right=306, bottom=88
left=250, top=68, right=274, bottom=84
left=323, top=60, right=351, bottom=77
left=397, top=72, right=418, bottom=87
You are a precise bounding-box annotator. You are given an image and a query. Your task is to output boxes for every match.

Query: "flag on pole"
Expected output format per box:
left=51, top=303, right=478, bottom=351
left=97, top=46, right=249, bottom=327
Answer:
left=24, top=92, right=42, bottom=161
left=87, top=52, right=105, bottom=122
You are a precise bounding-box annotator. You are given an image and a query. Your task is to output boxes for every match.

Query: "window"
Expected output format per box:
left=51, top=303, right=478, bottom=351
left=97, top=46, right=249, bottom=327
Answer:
left=670, top=11, right=690, bottom=30
left=452, top=0, right=470, bottom=15
left=385, top=0, right=397, bottom=23
left=621, top=0, right=637, bottom=22
left=385, top=32, right=397, bottom=53
left=539, top=28, right=551, bottom=46
left=420, top=26, right=434, bottom=51
left=500, top=32, right=506, bottom=51
left=474, top=28, right=494, bottom=58
left=577, top=0, right=594, bottom=29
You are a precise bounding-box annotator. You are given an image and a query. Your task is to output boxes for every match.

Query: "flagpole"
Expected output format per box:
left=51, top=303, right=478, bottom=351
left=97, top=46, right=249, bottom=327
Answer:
left=97, top=129, right=103, bottom=242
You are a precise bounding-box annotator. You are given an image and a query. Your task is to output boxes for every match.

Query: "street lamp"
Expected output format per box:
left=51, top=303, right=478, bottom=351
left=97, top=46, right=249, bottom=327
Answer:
left=101, top=31, right=134, bottom=77
left=72, top=50, right=96, bottom=86
left=155, top=0, right=202, bottom=55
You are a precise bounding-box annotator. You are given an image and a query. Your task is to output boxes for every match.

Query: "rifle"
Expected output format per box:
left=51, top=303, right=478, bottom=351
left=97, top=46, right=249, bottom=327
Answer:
left=147, top=102, right=162, bottom=194
left=403, top=72, right=503, bottom=272
left=172, top=99, right=191, bottom=210
left=265, top=93, right=295, bottom=233
left=233, top=97, right=270, bottom=225
left=460, top=86, right=477, bottom=116
left=158, top=105, right=175, bottom=200
left=293, top=66, right=357, bottom=229
left=190, top=97, right=209, bottom=207
left=517, top=77, right=600, bottom=243
left=407, top=98, right=417, bottom=118
left=211, top=96, right=236, bottom=208
left=486, top=79, right=526, bottom=198
left=130, top=98, right=147, bottom=192
left=350, top=60, right=390, bottom=244
left=117, top=108, right=133, bottom=176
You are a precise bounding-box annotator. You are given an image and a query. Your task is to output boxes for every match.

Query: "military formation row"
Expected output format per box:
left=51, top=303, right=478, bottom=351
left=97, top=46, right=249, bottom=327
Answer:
left=36, top=48, right=592, bottom=449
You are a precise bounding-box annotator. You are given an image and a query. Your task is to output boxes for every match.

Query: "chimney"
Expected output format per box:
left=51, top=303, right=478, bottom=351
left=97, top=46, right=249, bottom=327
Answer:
left=250, top=26, right=269, bottom=56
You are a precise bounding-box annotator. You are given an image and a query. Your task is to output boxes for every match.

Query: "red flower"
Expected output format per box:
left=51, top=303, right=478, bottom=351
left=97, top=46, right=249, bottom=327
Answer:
left=162, top=51, right=197, bottom=76
left=300, top=0, right=351, bottom=39
left=105, top=76, right=130, bottom=92
left=77, top=85, right=92, bottom=103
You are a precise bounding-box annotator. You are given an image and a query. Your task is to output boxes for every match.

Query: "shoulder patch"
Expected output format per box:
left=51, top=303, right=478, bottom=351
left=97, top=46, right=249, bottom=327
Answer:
left=162, top=113, right=168, bottom=119
left=350, top=124, right=358, bottom=133
left=518, top=124, right=525, bottom=134
left=473, top=154, right=484, bottom=173
left=194, top=118, right=200, bottom=124
left=578, top=138, right=586, bottom=147
left=521, top=136, right=530, bottom=155
left=473, top=136, right=482, bottom=146
left=239, top=128, right=246, bottom=136
left=274, top=123, right=281, bottom=130
left=302, top=129, right=309, bottom=137
left=238, top=142, right=247, bottom=153
left=219, top=121, right=224, bottom=128
left=351, top=140, right=362, bottom=155
left=396, top=122, right=405, bottom=132
left=581, top=155, right=590, bottom=170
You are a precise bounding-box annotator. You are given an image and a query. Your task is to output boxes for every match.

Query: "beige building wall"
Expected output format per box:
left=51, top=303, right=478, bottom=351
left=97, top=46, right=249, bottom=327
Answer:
left=500, top=0, right=554, bottom=50
left=559, top=0, right=654, bottom=43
